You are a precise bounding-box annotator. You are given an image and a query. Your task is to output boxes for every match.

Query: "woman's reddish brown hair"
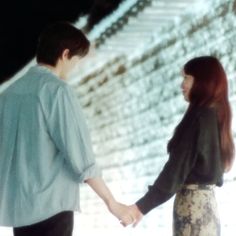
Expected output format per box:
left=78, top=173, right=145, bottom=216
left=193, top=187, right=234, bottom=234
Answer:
left=184, top=56, right=235, bottom=172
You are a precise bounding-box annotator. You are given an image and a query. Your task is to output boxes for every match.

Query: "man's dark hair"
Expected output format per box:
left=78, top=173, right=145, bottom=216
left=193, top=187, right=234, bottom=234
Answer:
left=36, top=21, right=90, bottom=66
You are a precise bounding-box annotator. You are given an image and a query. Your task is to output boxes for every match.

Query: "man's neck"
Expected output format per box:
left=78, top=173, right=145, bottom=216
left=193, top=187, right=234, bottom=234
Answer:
left=39, top=63, right=62, bottom=78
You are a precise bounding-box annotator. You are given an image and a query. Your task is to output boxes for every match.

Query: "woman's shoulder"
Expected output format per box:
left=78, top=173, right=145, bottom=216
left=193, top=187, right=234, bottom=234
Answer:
left=192, top=106, right=218, bottom=126
left=191, top=106, right=216, bottom=117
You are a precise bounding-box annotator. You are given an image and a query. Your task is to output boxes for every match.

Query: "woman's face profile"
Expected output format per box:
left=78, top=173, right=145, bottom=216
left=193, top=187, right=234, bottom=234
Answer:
left=181, top=70, right=194, bottom=102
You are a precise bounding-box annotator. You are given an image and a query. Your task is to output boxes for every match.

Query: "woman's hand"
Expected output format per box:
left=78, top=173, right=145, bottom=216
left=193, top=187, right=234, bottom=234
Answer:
left=107, top=201, right=133, bottom=226
left=127, top=204, right=143, bottom=227
left=85, top=178, right=143, bottom=227
left=108, top=201, right=143, bottom=227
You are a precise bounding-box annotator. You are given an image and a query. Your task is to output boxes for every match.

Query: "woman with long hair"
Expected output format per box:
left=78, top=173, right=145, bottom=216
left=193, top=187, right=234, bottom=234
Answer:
left=125, top=56, right=235, bottom=235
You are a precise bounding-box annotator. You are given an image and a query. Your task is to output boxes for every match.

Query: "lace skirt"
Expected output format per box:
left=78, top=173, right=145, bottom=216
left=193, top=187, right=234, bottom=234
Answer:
left=173, top=184, right=220, bottom=236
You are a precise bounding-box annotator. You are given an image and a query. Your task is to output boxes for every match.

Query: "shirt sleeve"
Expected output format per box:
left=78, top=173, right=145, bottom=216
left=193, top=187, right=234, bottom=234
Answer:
left=42, top=83, right=101, bottom=183
left=136, top=115, right=200, bottom=215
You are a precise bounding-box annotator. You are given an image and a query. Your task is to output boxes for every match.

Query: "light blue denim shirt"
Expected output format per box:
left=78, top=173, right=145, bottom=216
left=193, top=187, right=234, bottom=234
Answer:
left=0, top=65, right=101, bottom=227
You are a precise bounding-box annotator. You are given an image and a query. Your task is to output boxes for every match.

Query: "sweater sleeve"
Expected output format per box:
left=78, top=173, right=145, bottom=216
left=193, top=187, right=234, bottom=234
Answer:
left=136, top=115, right=200, bottom=215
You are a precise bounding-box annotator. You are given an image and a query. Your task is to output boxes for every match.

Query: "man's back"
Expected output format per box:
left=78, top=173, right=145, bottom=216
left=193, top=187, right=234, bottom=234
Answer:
left=0, top=65, right=99, bottom=227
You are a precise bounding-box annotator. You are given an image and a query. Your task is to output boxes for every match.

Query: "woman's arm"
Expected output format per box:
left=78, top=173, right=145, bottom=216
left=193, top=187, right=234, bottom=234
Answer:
left=136, top=113, right=200, bottom=215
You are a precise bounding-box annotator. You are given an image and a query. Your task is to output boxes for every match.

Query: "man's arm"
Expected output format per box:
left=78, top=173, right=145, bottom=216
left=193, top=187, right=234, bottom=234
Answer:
left=85, top=177, right=135, bottom=225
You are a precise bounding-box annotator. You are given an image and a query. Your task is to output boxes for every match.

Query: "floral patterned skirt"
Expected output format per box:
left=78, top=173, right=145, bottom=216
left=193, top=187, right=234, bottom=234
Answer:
left=173, top=184, right=220, bottom=236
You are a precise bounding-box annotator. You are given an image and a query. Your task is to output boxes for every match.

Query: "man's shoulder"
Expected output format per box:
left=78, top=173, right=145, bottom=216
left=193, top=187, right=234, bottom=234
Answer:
left=41, top=76, right=67, bottom=90
left=34, top=69, right=69, bottom=94
left=39, top=78, right=76, bottom=106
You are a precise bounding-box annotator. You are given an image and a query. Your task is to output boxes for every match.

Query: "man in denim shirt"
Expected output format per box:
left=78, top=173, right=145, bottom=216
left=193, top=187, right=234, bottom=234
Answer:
left=0, top=22, right=133, bottom=236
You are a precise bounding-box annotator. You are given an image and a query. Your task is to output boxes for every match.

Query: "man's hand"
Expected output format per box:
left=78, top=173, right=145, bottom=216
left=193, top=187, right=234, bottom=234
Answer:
left=126, top=204, right=143, bottom=227
left=107, top=201, right=134, bottom=226
left=109, top=203, right=143, bottom=227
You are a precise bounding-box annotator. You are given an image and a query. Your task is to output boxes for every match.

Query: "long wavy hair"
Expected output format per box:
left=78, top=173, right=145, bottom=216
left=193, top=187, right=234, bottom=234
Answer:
left=181, top=56, right=235, bottom=172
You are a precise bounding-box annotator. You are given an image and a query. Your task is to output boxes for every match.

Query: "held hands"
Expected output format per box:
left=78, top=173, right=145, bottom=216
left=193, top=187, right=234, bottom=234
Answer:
left=84, top=177, right=143, bottom=227
left=125, top=204, right=143, bottom=227
left=108, top=201, right=143, bottom=227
